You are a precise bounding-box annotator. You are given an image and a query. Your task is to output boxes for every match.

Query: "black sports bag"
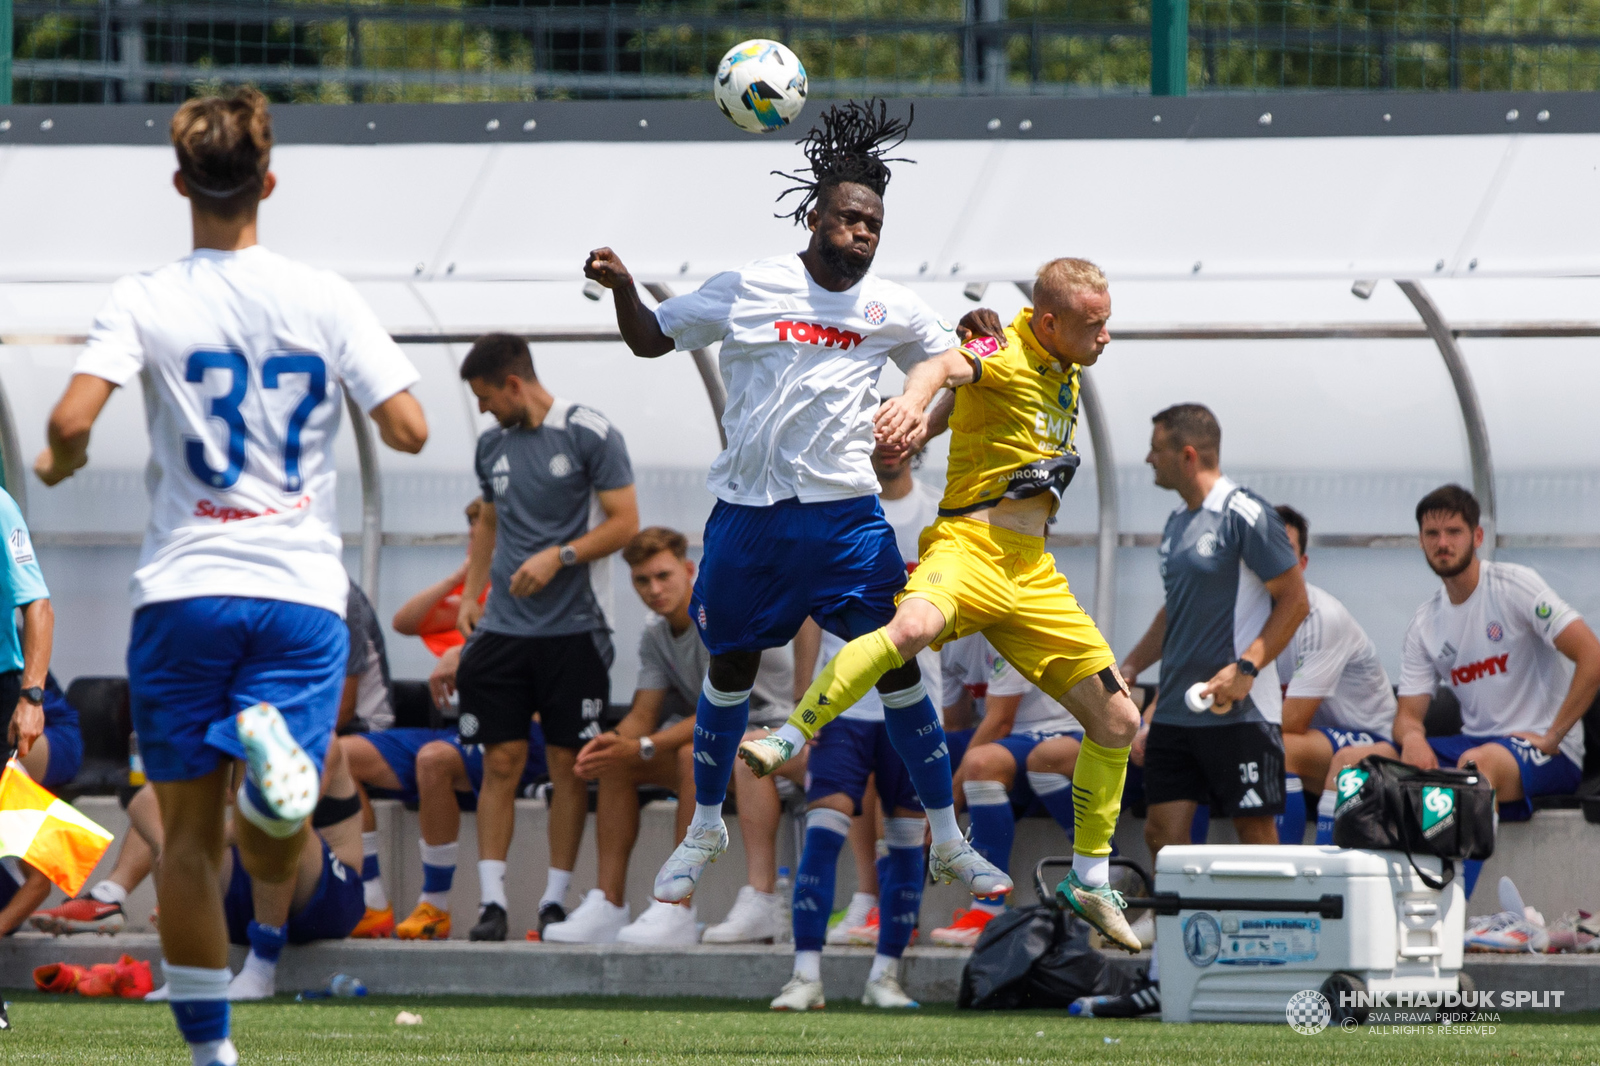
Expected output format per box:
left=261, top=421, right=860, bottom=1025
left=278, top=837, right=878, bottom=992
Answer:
left=1331, top=754, right=1496, bottom=890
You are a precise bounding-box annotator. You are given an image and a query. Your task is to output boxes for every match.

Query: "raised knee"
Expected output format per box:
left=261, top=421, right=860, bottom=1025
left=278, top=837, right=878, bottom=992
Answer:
left=1103, top=696, right=1141, bottom=747
left=708, top=651, right=761, bottom=693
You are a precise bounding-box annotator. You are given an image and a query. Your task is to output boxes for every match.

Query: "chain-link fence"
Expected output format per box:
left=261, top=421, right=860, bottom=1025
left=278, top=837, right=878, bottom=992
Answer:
left=7, top=0, right=1600, bottom=104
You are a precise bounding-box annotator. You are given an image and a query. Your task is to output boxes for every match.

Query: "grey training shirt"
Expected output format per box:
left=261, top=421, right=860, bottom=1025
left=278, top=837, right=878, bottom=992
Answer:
left=635, top=613, right=794, bottom=726
left=346, top=582, right=394, bottom=731
left=476, top=398, right=634, bottom=638
left=1153, top=475, right=1299, bottom=728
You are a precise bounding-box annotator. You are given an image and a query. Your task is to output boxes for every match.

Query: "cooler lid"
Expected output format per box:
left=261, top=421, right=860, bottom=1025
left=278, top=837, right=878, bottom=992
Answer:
left=1153, top=844, right=1397, bottom=879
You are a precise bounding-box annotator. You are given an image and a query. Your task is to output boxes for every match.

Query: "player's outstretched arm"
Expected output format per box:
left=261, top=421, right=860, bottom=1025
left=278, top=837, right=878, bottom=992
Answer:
left=370, top=391, right=428, bottom=454
left=875, top=349, right=973, bottom=451
left=35, top=374, right=116, bottom=486
left=585, top=248, right=674, bottom=359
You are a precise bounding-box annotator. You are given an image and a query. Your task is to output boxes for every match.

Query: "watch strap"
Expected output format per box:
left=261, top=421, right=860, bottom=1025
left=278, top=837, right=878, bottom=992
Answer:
left=1235, top=657, right=1259, bottom=678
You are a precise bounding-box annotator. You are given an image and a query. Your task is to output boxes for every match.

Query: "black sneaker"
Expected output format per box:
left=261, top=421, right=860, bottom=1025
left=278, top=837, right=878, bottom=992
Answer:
left=537, top=901, right=566, bottom=937
left=469, top=903, right=508, bottom=942
left=1069, top=979, right=1160, bottom=1018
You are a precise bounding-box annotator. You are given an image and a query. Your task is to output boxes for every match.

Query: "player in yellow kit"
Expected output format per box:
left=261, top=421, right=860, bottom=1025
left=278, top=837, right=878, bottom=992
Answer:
left=739, top=258, right=1144, bottom=951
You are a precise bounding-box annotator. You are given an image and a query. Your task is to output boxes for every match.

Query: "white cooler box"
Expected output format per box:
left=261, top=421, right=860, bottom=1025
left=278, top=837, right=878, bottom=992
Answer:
left=1153, top=845, right=1465, bottom=1023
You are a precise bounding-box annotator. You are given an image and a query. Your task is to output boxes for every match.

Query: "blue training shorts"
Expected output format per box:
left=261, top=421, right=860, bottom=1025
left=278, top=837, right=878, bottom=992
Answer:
left=225, top=838, right=365, bottom=946
left=1429, top=733, right=1582, bottom=822
left=692, top=496, right=907, bottom=655
left=992, top=729, right=1081, bottom=812
left=40, top=685, right=83, bottom=788
left=129, top=596, right=348, bottom=783
left=1317, top=727, right=1391, bottom=752
left=363, top=724, right=548, bottom=806
left=805, top=716, right=922, bottom=816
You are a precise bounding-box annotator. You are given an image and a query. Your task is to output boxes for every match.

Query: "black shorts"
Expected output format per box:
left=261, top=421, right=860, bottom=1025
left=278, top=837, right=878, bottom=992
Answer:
left=455, top=630, right=611, bottom=750
left=1144, top=720, right=1286, bottom=818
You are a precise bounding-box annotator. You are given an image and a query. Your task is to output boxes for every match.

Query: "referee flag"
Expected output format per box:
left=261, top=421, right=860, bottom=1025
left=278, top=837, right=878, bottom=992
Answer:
left=0, top=760, right=113, bottom=895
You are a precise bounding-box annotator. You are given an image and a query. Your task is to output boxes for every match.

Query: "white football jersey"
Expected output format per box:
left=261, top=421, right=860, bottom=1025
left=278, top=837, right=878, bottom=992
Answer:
left=75, top=246, right=420, bottom=616
left=878, top=478, right=941, bottom=564
left=1273, top=584, right=1396, bottom=738
left=656, top=255, right=958, bottom=506
left=1398, top=560, right=1584, bottom=767
left=939, top=632, right=1078, bottom=736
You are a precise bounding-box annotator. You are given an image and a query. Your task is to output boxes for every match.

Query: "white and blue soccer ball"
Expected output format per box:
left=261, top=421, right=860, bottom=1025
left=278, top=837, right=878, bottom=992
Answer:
left=714, top=39, right=808, bottom=134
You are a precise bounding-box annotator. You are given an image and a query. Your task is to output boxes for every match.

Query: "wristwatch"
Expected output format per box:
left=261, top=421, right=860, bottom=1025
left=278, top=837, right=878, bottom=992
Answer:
left=20, top=687, right=43, bottom=705
left=559, top=544, right=579, bottom=567
left=1234, top=657, right=1259, bottom=678
left=637, top=736, right=657, bottom=761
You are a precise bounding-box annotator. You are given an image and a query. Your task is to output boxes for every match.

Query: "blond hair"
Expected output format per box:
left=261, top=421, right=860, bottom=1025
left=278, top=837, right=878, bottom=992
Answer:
left=170, top=88, right=273, bottom=217
left=1034, top=257, right=1108, bottom=315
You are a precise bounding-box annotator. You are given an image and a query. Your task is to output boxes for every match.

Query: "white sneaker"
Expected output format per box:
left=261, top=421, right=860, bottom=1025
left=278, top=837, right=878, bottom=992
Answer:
left=542, top=889, right=630, bottom=944
left=236, top=702, right=319, bottom=825
left=826, top=892, right=877, bottom=947
left=770, top=974, right=825, bottom=1011
left=617, top=899, right=699, bottom=946
left=928, top=838, right=1013, bottom=897
left=703, top=885, right=778, bottom=944
left=861, top=970, right=919, bottom=1009
left=144, top=984, right=170, bottom=1002
left=652, top=821, right=729, bottom=903
left=226, top=957, right=275, bottom=1001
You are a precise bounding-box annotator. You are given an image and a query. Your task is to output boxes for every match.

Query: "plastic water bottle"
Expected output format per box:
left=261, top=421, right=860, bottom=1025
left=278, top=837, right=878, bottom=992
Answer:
left=329, top=974, right=367, bottom=998
left=128, top=733, right=145, bottom=786
left=774, top=867, right=792, bottom=944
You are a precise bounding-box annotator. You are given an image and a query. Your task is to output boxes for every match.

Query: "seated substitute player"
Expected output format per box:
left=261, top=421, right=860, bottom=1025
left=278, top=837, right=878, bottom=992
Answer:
left=390, top=498, right=489, bottom=658
left=930, top=633, right=1083, bottom=948
left=1269, top=505, right=1399, bottom=847
left=34, top=89, right=426, bottom=1066
left=556, top=527, right=790, bottom=944
left=1393, top=485, right=1600, bottom=897
left=744, top=260, right=1143, bottom=951
left=339, top=582, right=394, bottom=733
left=584, top=100, right=1007, bottom=906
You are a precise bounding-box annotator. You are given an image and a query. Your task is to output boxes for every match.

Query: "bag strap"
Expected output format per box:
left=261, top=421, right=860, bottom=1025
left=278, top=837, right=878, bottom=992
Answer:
left=1398, top=781, right=1455, bottom=890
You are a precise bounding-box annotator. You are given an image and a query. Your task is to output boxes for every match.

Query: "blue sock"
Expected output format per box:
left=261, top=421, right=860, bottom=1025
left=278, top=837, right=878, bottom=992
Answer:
left=1277, top=775, right=1307, bottom=844
left=420, top=841, right=457, bottom=896
left=1027, top=772, right=1076, bottom=839
left=361, top=854, right=380, bottom=882
left=962, top=780, right=1015, bottom=871
left=878, top=818, right=926, bottom=958
left=1189, top=804, right=1210, bottom=844
left=1315, top=791, right=1336, bottom=845
left=246, top=921, right=286, bottom=964
left=880, top=685, right=954, bottom=811
left=693, top=681, right=751, bottom=807
left=793, top=809, right=849, bottom=952
left=1462, top=858, right=1484, bottom=899
left=172, top=999, right=230, bottom=1045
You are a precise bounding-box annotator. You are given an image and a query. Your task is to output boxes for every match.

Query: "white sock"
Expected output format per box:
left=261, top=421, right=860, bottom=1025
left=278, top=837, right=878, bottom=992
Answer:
left=89, top=880, right=127, bottom=905
left=690, top=803, right=725, bottom=832
left=868, top=954, right=897, bottom=983
left=541, top=868, right=573, bottom=908
left=1072, top=854, right=1110, bottom=888
left=794, top=950, right=822, bottom=983
left=1026, top=771, right=1071, bottom=796
left=191, top=1039, right=238, bottom=1066
left=849, top=890, right=877, bottom=912
left=925, top=805, right=961, bottom=845
left=773, top=723, right=806, bottom=751
left=963, top=780, right=1010, bottom=807
left=361, top=832, right=388, bottom=910
left=1319, top=790, right=1336, bottom=818
left=478, top=860, right=508, bottom=909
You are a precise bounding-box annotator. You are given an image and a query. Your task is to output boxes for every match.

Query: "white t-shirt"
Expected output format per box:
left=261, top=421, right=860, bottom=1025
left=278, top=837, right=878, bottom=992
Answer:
left=656, top=255, right=958, bottom=507
left=879, top=478, right=941, bottom=565
left=938, top=632, right=1079, bottom=736
left=1273, top=584, right=1396, bottom=738
left=75, top=246, right=420, bottom=615
left=1398, top=560, right=1584, bottom=767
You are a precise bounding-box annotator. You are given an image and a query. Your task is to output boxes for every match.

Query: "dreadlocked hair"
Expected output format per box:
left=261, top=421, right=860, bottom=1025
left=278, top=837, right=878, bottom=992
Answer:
left=773, top=99, right=913, bottom=226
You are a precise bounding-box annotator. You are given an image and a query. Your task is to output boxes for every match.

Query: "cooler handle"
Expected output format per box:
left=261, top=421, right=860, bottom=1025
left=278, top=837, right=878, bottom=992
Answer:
left=1205, top=861, right=1299, bottom=878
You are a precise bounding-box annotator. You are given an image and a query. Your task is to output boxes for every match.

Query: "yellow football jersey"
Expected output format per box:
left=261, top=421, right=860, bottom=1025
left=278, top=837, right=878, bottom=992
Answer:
left=939, top=308, right=1082, bottom=517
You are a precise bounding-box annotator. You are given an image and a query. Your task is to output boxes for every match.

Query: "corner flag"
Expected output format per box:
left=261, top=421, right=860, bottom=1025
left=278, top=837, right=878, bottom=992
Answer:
left=0, top=759, right=113, bottom=895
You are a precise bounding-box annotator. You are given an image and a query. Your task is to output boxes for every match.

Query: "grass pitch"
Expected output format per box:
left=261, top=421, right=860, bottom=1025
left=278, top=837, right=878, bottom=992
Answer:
left=1, top=994, right=1597, bottom=1064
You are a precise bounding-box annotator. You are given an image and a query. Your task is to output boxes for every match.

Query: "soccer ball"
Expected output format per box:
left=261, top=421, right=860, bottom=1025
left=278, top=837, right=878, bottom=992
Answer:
left=714, top=39, right=808, bottom=134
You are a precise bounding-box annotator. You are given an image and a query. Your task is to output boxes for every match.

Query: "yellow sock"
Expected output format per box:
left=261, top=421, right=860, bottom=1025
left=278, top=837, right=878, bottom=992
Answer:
left=1071, top=737, right=1130, bottom=858
left=787, top=629, right=904, bottom=741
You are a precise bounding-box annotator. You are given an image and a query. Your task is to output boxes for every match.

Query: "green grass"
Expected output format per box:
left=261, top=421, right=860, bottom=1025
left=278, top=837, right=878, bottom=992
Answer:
left=1, top=994, right=1598, bottom=1064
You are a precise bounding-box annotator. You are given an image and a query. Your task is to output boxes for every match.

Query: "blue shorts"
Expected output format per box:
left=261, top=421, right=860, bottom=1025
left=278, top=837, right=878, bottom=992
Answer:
left=1428, top=734, right=1583, bottom=821
left=993, top=729, right=1081, bottom=812
left=1317, top=727, right=1392, bottom=752
left=805, top=716, right=922, bottom=816
left=692, top=496, right=907, bottom=655
left=362, top=723, right=547, bottom=805
left=40, top=685, right=82, bottom=788
left=129, top=597, right=348, bottom=783
left=225, top=838, right=365, bottom=946
left=946, top=727, right=976, bottom=773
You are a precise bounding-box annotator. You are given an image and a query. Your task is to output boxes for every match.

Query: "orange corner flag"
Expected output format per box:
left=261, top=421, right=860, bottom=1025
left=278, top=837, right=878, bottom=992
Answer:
left=0, top=760, right=113, bottom=895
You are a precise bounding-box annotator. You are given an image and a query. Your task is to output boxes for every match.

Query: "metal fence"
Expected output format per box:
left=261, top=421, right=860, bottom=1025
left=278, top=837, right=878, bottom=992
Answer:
left=6, top=0, right=1600, bottom=103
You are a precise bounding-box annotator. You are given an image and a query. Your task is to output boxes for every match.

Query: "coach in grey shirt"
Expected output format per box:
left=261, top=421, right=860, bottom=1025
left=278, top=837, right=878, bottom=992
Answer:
left=455, top=333, right=640, bottom=942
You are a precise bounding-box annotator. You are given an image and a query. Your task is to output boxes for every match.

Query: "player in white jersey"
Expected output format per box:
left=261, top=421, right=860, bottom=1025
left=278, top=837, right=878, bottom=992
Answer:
left=1392, top=487, right=1600, bottom=891
left=930, top=633, right=1084, bottom=946
left=1269, top=506, right=1397, bottom=846
left=34, top=90, right=425, bottom=1066
left=584, top=101, right=1009, bottom=906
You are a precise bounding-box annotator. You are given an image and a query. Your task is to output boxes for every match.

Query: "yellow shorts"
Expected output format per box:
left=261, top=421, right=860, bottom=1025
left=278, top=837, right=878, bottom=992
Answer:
left=898, top=516, right=1115, bottom=702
